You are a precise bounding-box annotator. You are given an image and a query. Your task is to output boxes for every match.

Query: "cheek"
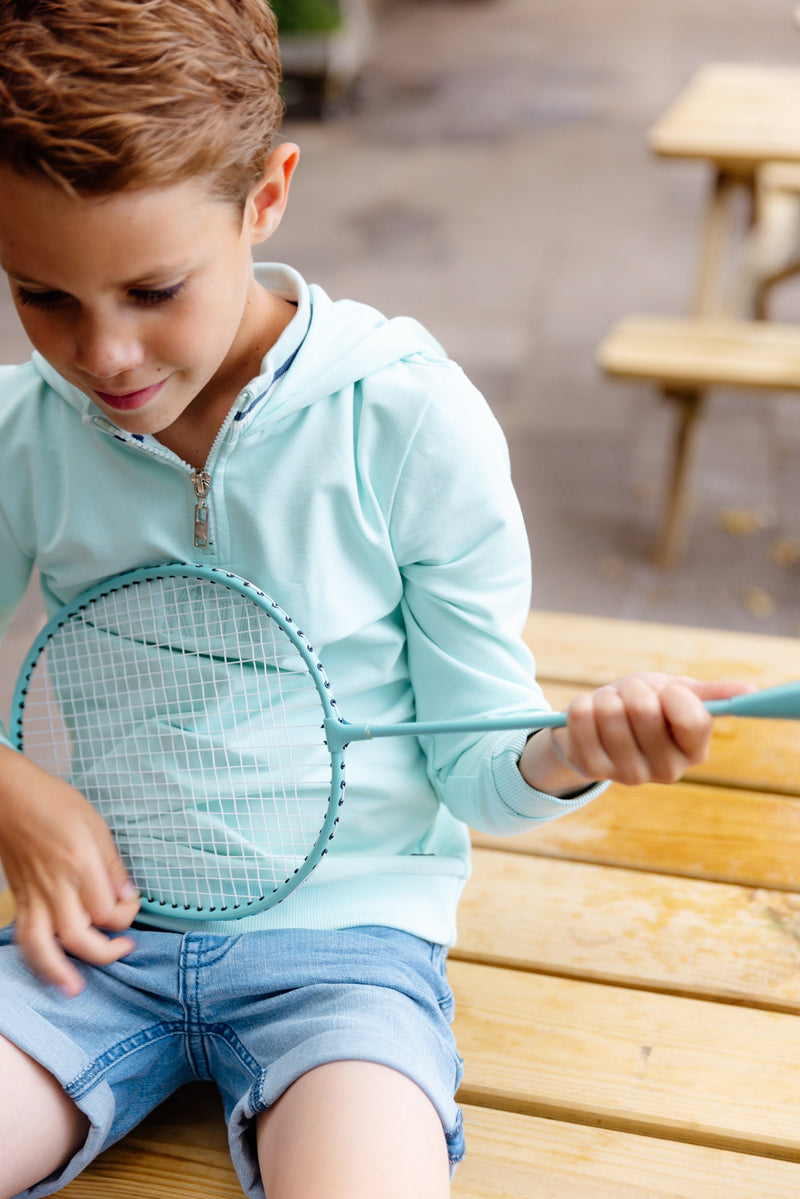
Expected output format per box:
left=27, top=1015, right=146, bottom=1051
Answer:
left=165, top=311, right=224, bottom=363
left=140, top=306, right=204, bottom=364
left=187, top=288, right=246, bottom=346
left=152, top=303, right=238, bottom=378
left=14, top=308, right=64, bottom=359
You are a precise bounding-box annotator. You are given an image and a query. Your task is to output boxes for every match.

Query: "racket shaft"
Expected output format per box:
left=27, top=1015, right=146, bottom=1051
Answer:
left=325, top=710, right=567, bottom=751
left=327, top=680, right=800, bottom=751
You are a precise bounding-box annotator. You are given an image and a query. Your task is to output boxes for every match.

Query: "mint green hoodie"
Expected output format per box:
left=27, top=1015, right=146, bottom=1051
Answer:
left=0, top=264, right=603, bottom=943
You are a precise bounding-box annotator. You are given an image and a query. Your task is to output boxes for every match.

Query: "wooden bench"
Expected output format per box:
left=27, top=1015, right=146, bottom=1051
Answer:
left=5, top=608, right=800, bottom=1196
left=597, top=314, right=800, bottom=565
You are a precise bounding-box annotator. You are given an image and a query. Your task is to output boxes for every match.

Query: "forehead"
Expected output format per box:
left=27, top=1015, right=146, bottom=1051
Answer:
left=0, top=168, right=240, bottom=286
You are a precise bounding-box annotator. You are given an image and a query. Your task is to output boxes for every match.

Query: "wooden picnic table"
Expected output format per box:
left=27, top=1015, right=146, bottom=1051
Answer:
left=598, top=60, right=800, bottom=564
left=3, top=608, right=800, bottom=1195
left=647, top=62, right=800, bottom=317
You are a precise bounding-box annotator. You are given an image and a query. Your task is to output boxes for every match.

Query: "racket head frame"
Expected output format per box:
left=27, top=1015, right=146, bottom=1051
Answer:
left=10, top=563, right=347, bottom=920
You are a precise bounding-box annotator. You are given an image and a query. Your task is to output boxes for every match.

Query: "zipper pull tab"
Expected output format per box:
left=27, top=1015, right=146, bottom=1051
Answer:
left=191, top=469, right=212, bottom=549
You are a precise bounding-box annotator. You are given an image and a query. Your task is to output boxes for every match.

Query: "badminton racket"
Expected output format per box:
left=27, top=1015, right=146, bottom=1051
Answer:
left=11, top=563, right=799, bottom=921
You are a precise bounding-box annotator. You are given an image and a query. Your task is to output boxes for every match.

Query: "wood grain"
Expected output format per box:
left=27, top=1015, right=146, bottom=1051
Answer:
left=455, top=848, right=800, bottom=1011
left=451, top=959, right=800, bottom=1159
left=471, top=778, right=800, bottom=888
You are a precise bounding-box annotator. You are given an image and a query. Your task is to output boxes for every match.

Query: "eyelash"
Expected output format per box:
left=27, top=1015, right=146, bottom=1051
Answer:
left=130, top=282, right=186, bottom=306
left=15, top=281, right=187, bottom=310
left=15, top=289, right=69, bottom=310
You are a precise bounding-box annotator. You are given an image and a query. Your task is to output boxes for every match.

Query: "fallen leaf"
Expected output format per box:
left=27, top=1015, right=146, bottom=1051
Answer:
left=742, top=586, right=775, bottom=619
left=716, top=505, right=776, bottom=537
left=771, top=536, right=800, bottom=570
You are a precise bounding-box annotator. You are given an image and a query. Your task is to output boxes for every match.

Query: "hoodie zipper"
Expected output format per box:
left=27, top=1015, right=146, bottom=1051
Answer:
left=191, top=469, right=212, bottom=549
left=88, top=399, right=246, bottom=553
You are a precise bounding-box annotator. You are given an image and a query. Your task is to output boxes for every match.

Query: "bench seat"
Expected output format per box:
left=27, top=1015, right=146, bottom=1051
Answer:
left=54, top=1087, right=800, bottom=1199
left=4, top=608, right=800, bottom=1195
left=597, top=313, right=800, bottom=562
left=598, top=313, right=800, bottom=390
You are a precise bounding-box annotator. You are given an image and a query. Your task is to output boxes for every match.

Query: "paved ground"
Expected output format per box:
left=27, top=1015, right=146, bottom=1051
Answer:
left=271, top=0, right=800, bottom=639
left=2, top=0, right=800, bottom=717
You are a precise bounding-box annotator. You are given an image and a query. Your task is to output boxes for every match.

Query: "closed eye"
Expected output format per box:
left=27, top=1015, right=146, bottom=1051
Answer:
left=14, top=280, right=186, bottom=309
left=129, top=281, right=186, bottom=306
left=15, top=287, right=69, bottom=310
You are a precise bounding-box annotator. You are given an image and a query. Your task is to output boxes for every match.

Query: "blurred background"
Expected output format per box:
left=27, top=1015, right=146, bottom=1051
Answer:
left=268, top=0, right=800, bottom=638
left=3, top=0, right=800, bottom=724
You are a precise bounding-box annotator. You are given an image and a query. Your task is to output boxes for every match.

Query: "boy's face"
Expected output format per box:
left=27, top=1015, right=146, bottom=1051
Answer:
left=0, top=152, right=296, bottom=456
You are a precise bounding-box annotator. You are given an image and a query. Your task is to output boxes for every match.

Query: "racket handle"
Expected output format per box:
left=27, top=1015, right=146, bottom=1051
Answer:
left=704, top=680, right=800, bottom=720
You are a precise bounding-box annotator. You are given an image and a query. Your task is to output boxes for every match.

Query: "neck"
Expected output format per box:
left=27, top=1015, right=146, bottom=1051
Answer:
left=157, top=285, right=295, bottom=468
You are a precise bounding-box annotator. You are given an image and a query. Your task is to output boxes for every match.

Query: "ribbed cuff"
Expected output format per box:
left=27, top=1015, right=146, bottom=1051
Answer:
left=490, top=729, right=609, bottom=822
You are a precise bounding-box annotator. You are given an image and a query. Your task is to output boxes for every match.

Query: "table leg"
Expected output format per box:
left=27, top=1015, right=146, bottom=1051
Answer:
left=692, top=168, right=745, bottom=316
left=657, top=169, right=745, bottom=563
left=654, top=388, right=707, bottom=568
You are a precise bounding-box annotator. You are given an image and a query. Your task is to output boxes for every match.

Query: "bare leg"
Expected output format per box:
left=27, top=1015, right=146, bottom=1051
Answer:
left=256, top=1061, right=451, bottom=1199
left=0, top=1034, right=89, bottom=1199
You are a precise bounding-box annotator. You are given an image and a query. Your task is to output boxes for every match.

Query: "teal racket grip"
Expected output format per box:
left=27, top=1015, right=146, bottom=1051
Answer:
left=704, top=680, right=800, bottom=720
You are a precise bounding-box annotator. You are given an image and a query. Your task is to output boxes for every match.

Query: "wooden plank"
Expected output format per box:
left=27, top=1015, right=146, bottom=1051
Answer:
left=471, top=779, right=800, bottom=889
left=455, top=1105, right=800, bottom=1199
left=455, top=849, right=800, bottom=1012
left=61, top=1084, right=240, bottom=1199
left=597, top=316, right=800, bottom=391
left=524, top=609, right=800, bottom=689
left=647, top=63, right=800, bottom=166
left=449, top=959, right=800, bottom=1160
left=60, top=1090, right=800, bottom=1199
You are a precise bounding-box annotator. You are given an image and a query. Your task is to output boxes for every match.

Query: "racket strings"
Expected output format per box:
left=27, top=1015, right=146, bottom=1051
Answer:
left=19, top=575, right=335, bottom=914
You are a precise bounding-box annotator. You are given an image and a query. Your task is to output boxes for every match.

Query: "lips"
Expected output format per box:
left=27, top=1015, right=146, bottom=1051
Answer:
left=93, top=380, right=166, bottom=411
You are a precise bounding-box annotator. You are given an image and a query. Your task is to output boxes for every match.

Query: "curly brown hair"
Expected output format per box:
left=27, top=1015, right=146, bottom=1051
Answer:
left=0, top=0, right=284, bottom=203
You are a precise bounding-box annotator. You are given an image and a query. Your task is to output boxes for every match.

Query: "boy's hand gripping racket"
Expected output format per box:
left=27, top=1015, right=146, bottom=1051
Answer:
left=11, top=564, right=800, bottom=922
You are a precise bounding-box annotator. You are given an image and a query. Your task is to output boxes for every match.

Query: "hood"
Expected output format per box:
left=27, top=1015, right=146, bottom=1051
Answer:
left=29, top=263, right=449, bottom=432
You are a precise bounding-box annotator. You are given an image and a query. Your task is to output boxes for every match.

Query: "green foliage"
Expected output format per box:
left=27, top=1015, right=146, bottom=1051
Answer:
left=270, top=0, right=342, bottom=34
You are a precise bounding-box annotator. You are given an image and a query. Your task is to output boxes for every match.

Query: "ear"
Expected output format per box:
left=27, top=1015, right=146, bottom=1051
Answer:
left=246, top=142, right=300, bottom=246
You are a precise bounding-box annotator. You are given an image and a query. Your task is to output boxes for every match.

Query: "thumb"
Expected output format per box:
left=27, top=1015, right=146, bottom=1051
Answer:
left=105, top=850, right=141, bottom=907
left=677, top=678, right=758, bottom=703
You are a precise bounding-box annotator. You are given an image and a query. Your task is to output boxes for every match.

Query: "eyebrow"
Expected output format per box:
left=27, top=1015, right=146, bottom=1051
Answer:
left=2, top=263, right=191, bottom=289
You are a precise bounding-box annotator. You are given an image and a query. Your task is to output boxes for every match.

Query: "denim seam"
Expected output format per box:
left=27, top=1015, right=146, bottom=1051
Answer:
left=202, top=1023, right=263, bottom=1078
left=180, top=936, right=214, bottom=1080
left=65, top=1021, right=185, bottom=1100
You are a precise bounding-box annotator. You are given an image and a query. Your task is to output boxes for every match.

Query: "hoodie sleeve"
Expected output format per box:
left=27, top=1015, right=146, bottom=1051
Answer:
left=0, top=366, right=41, bottom=749
left=0, top=503, right=35, bottom=749
left=388, top=359, right=607, bottom=834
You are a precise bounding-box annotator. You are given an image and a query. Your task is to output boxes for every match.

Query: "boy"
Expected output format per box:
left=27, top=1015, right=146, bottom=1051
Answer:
left=0, top=2, right=748, bottom=1196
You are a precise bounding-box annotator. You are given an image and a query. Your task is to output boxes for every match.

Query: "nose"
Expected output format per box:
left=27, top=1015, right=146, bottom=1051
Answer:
left=72, top=310, right=145, bottom=379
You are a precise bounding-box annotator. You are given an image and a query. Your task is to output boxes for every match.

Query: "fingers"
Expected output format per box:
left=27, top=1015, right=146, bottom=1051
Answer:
left=657, top=679, right=715, bottom=763
left=13, top=889, right=137, bottom=998
left=12, top=898, right=84, bottom=998
left=562, top=674, right=715, bottom=787
left=9, top=844, right=140, bottom=997
left=0, top=756, right=141, bottom=996
left=101, top=852, right=141, bottom=931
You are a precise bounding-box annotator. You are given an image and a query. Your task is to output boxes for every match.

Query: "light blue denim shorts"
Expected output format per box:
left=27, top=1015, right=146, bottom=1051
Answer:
left=0, top=924, right=465, bottom=1198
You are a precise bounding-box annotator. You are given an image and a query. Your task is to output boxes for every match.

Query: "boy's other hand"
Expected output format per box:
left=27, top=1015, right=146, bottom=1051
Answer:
left=519, top=673, right=756, bottom=796
left=0, top=747, right=140, bottom=997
